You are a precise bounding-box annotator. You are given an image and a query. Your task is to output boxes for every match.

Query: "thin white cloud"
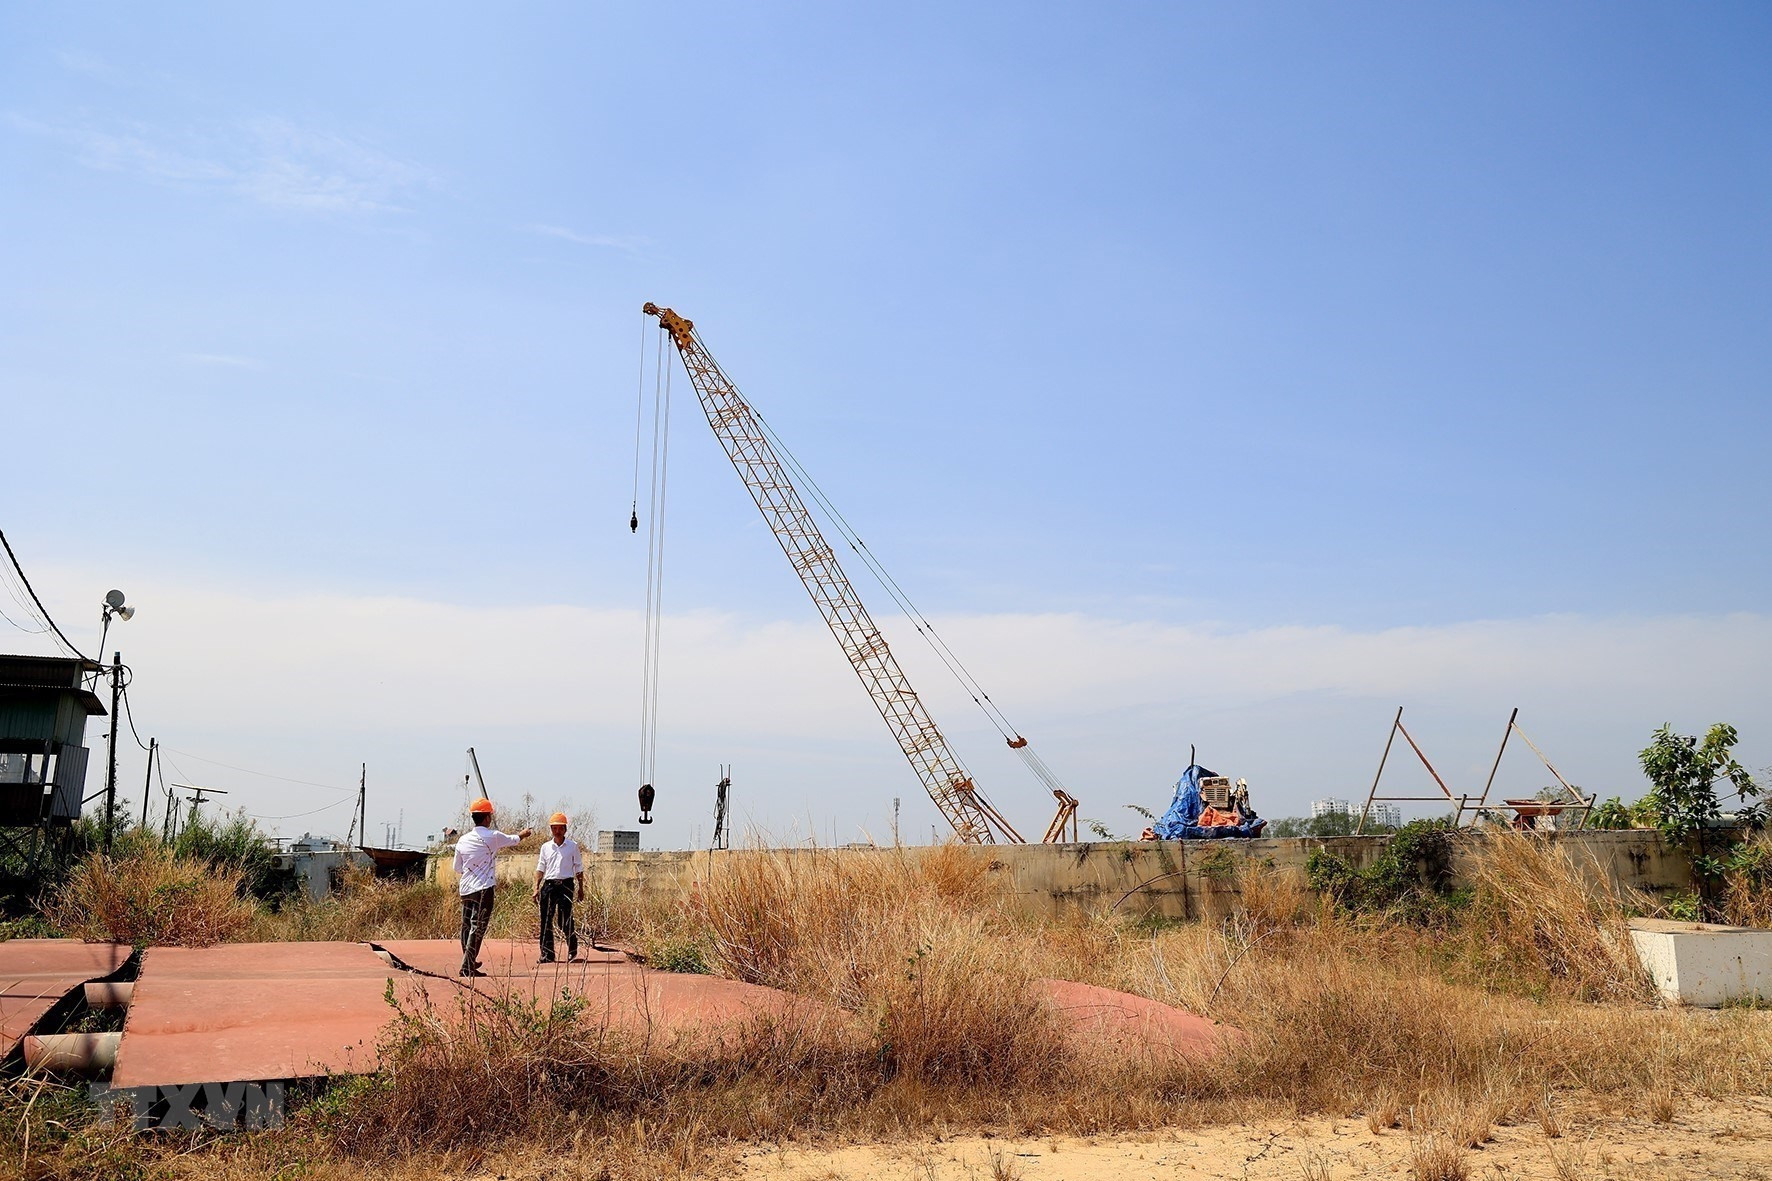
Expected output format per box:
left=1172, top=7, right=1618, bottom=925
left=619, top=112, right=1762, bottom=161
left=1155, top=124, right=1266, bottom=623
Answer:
left=20, top=563, right=1770, bottom=843
left=6, top=112, right=432, bottom=215
left=236, top=117, right=431, bottom=213
left=526, top=224, right=649, bottom=253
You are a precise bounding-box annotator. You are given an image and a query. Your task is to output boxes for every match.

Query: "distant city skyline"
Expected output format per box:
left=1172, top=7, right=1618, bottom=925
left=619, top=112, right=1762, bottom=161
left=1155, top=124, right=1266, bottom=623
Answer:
left=1313, top=799, right=1403, bottom=828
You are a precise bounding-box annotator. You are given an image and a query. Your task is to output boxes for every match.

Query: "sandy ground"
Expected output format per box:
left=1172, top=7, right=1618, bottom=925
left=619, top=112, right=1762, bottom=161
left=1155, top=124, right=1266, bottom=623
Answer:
left=728, top=1098, right=1772, bottom=1181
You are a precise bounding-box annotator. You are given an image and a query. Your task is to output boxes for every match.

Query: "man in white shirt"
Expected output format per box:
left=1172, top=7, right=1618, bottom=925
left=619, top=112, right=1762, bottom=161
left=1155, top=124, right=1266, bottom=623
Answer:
left=532, top=812, right=585, bottom=963
left=452, top=798, right=532, bottom=977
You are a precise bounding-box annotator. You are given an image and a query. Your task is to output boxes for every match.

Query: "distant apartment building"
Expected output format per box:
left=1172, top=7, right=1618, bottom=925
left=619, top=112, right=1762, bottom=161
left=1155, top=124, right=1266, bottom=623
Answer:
left=1311, top=798, right=1401, bottom=827
left=1362, top=803, right=1403, bottom=827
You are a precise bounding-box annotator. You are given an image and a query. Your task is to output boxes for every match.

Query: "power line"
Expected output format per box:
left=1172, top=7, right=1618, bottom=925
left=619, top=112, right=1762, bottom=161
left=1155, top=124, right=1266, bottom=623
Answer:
left=254, top=797, right=353, bottom=822
left=0, top=529, right=88, bottom=660
left=0, top=555, right=52, bottom=635
left=159, top=746, right=354, bottom=793
left=0, top=595, right=46, bottom=636
left=119, top=679, right=153, bottom=752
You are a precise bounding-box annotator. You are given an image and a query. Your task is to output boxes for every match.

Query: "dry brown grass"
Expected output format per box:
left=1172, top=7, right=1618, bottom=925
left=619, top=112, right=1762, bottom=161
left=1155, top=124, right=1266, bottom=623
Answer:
left=1459, top=830, right=1650, bottom=1002
left=1408, top=1131, right=1469, bottom=1181
left=311, top=986, right=865, bottom=1159
left=48, top=844, right=255, bottom=946
left=1720, top=831, right=1772, bottom=928
left=18, top=835, right=1772, bottom=1180
left=689, top=844, right=1065, bottom=1085
left=250, top=863, right=541, bottom=944
left=1648, top=1081, right=1678, bottom=1123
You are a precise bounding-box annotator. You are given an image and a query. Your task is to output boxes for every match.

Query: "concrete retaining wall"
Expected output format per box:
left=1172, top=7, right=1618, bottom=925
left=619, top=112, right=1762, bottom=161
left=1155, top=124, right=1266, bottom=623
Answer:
left=436, top=829, right=1690, bottom=921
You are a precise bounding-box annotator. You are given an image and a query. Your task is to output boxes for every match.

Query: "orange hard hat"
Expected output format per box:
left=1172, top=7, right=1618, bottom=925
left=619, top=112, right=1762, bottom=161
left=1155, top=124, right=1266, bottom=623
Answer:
left=548, top=813, right=569, bottom=827
left=469, top=798, right=494, bottom=815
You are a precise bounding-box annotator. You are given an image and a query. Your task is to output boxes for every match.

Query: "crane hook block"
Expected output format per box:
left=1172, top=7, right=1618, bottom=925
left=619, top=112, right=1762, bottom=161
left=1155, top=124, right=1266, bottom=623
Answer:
left=629, top=508, right=639, bottom=533
left=1006, top=736, right=1029, bottom=749
left=638, top=782, right=656, bottom=825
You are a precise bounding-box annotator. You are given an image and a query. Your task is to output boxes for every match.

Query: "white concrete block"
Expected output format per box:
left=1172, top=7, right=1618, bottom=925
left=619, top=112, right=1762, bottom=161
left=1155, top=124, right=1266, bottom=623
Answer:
left=1628, top=917, right=1772, bottom=1007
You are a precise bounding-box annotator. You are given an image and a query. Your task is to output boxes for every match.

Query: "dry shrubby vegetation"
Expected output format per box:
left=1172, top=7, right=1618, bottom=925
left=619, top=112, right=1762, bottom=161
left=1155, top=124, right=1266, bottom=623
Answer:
left=47, top=843, right=255, bottom=947
left=13, top=830, right=1772, bottom=1180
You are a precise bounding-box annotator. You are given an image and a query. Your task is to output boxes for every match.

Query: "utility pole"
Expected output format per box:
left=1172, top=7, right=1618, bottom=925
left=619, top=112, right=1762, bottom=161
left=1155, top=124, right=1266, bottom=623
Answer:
left=103, top=651, right=121, bottom=851
left=169, top=784, right=227, bottom=842
left=347, top=763, right=366, bottom=847
left=139, top=737, right=156, bottom=835
left=892, top=797, right=901, bottom=847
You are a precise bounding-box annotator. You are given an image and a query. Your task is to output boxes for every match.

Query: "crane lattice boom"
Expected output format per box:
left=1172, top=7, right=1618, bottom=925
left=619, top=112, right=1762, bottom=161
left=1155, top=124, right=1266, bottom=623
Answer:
left=643, top=302, right=1018, bottom=843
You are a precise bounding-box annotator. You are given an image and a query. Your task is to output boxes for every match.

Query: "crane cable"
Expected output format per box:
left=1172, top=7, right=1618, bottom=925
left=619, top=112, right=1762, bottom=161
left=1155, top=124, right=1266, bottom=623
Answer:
left=690, top=327, right=1071, bottom=800
left=629, top=316, right=647, bottom=535
left=635, top=326, right=674, bottom=798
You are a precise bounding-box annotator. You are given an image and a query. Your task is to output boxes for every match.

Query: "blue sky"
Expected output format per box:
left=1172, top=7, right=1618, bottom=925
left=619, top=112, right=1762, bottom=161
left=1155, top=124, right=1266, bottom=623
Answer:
left=2, top=4, right=1768, bottom=846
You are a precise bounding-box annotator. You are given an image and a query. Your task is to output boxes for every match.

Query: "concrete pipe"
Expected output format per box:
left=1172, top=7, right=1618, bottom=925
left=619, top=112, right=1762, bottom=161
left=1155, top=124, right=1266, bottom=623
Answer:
left=83, top=981, right=134, bottom=1010
left=23, top=1032, right=121, bottom=1075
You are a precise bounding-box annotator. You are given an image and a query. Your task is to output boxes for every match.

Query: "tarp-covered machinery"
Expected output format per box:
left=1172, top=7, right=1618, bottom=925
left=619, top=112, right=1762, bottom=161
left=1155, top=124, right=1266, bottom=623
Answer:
left=1145, top=763, right=1268, bottom=840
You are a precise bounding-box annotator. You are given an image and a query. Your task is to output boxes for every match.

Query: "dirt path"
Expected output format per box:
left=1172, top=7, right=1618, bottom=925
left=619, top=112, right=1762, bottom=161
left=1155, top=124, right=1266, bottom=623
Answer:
left=731, top=1098, right=1772, bottom=1180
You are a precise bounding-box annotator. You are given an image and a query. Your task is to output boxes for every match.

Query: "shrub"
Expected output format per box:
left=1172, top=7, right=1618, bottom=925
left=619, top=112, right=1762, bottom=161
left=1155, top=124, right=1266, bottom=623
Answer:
left=174, top=808, right=299, bottom=905
left=252, top=867, right=464, bottom=942
left=49, top=843, right=255, bottom=947
left=1639, top=722, right=1758, bottom=841
left=648, top=937, right=711, bottom=974
left=1305, top=820, right=1461, bottom=923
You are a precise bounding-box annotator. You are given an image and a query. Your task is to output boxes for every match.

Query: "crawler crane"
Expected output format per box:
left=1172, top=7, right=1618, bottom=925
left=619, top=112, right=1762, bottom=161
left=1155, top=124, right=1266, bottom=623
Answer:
left=643, top=303, right=1077, bottom=844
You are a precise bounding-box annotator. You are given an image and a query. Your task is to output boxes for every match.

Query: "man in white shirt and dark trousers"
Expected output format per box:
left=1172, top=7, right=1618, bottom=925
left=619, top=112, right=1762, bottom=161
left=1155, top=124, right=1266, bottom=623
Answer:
left=452, top=798, right=532, bottom=977
left=532, top=812, right=585, bottom=963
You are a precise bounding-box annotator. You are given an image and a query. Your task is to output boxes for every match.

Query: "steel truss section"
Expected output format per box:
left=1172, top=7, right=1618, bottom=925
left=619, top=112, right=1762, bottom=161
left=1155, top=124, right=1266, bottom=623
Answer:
left=644, top=304, right=1011, bottom=843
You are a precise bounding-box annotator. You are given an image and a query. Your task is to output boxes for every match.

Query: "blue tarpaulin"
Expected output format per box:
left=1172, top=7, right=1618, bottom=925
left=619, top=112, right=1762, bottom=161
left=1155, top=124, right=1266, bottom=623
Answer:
left=1150, top=764, right=1268, bottom=840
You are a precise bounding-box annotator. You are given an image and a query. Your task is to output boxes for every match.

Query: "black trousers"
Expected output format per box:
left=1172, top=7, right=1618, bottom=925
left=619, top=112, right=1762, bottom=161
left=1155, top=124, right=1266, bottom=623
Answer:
left=459, top=886, right=495, bottom=971
left=538, top=879, right=578, bottom=962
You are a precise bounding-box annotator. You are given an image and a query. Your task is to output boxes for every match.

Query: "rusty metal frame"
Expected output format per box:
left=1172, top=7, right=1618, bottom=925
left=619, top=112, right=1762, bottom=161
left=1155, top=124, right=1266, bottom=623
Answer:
left=1474, top=709, right=1596, bottom=830
left=1041, top=790, right=1079, bottom=843
left=1356, top=707, right=1483, bottom=833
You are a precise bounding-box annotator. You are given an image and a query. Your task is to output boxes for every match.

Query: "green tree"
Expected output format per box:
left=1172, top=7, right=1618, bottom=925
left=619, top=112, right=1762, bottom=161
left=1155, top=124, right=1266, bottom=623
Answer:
left=1269, top=811, right=1391, bottom=838
left=174, top=808, right=297, bottom=904
left=1639, top=723, right=1758, bottom=841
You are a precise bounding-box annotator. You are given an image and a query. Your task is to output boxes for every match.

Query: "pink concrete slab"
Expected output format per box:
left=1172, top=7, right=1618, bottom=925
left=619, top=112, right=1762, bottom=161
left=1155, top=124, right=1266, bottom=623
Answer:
left=1040, top=979, right=1239, bottom=1060
left=399, top=955, right=843, bottom=1042
left=111, top=943, right=396, bottom=1088
left=375, top=937, right=626, bottom=977
left=0, top=939, right=128, bottom=1050
left=0, top=939, right=129, bottom=997
left=134, top=941, right=392, bottom=981
left=1, top=996, right=63, bottom=1050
